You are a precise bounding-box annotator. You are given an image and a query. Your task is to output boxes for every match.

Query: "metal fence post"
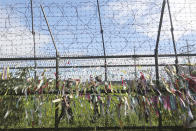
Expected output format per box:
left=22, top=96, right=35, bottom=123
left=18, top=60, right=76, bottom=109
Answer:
left=155, top=0, right=166, bottom=129
left=186, top=40, right=192, bottom=75
left=40, top=5, right=60, bottom=129
left=97, top=0, right=107, bottom=81
left=167, top=0, right=179, bottom=74
left=55, top=52, right=59, bottom=129
left=30, top=0, right=37, bottom=79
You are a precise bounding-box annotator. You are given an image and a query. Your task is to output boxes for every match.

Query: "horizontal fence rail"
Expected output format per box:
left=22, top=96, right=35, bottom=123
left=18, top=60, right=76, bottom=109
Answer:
left=0, top=64, right=194, bottom=70
left=0, top=54, right=196, bottom=61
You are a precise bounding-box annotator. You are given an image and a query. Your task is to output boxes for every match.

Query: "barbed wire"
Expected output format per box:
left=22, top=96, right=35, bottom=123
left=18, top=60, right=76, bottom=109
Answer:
left=0, top=0, right=196, bottom=80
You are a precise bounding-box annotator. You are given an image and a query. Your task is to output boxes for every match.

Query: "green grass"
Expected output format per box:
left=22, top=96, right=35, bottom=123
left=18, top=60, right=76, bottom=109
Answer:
left=0, top=68, right=195, bottom=129
left=1, top=93, right=195, bottom=129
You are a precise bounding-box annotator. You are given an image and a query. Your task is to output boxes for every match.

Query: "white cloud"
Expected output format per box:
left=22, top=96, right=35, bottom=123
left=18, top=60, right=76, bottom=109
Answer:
left=0, top=5, right=50, bottom=58
left=105, top=0, right=196, bottom=40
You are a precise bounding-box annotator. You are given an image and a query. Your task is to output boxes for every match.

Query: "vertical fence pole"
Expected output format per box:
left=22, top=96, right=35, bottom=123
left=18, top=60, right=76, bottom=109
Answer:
left=186, top=40, right=192, bottom=75
left=155, top=0, right=166, bottom=129
left=55, top=52, right=59, bottom=129
left=97, top=0, right=107, bottom=81
left=40, top=5, right=60, bottom=129
left=30, top=0, right=37, bottom=79
left=134, top=46, right=137, bottom=79
left=167, top=0, right=179, bottom=74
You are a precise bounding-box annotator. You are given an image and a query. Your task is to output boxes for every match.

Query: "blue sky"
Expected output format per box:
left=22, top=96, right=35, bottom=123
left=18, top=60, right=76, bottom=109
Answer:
left=0, top=0, right=196, bottom=80
left=0, top=0, right=196, bottom=57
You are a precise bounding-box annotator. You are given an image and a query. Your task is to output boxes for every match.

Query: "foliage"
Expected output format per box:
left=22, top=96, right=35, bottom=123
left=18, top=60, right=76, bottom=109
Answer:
left=0, top=66, right=195, bottom=129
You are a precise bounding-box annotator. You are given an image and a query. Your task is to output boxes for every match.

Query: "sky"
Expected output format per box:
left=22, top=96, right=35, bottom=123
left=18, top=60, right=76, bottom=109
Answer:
left=0, top=0, right=196, bottom=80
left=1, top=0, right=196, bottom=56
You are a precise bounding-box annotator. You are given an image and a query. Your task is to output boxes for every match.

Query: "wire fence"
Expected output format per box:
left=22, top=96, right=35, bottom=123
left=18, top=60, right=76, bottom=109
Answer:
left=0, top=0, right=196, bottom=80
left=0, top=0, right=196, bottom=130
